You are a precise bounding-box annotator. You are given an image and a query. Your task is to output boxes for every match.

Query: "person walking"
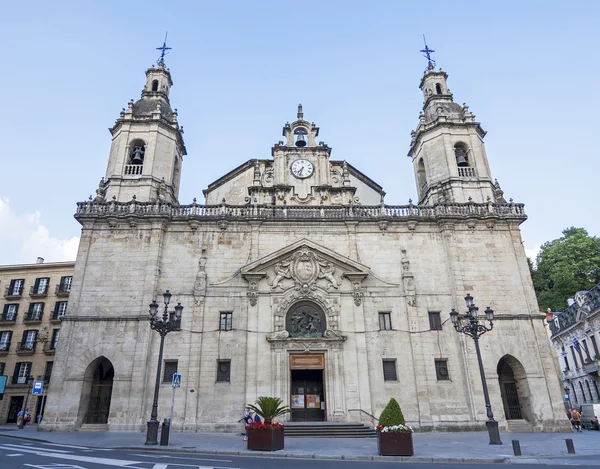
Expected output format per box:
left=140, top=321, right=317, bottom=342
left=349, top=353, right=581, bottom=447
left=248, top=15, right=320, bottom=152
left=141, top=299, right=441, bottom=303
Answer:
left=571, top=408, right=583, bottom=432
left=240, top=407, right=253, bottom=441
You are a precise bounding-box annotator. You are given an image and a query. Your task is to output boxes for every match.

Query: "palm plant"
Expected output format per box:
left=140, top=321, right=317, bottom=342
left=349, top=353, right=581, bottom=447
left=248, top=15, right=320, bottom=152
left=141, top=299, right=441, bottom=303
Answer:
left=247, top=396, right=291, bottom=424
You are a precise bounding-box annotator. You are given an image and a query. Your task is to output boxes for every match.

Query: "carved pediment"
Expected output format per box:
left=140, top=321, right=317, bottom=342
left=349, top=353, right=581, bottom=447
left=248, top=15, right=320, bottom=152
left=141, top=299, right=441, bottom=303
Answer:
left=240, top=238, right=369, bottom=293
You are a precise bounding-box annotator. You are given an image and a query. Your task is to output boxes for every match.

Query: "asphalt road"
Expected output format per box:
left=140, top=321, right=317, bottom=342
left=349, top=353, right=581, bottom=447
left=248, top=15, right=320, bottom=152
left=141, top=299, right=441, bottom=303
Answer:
left=0, top=435, right=592, bottom=468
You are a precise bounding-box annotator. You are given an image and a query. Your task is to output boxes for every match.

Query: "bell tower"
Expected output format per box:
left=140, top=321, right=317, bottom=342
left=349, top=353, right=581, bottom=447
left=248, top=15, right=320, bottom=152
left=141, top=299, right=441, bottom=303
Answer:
left=408, top=43, right=495, bottom=205
left=103, top=43, right=186, bottom=204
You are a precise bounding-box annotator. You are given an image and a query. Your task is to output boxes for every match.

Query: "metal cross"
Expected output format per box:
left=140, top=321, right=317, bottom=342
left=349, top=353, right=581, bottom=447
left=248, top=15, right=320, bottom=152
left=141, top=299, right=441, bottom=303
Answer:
left=156, top=32, right=172, bottom=65
left=420, top=35, right=436, bottom=70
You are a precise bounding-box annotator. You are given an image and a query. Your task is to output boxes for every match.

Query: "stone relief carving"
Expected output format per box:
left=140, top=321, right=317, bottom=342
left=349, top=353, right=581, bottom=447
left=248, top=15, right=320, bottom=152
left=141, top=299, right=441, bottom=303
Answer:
left=317, top=261, right=341, bottom=289
left=269, top=262, right=292, bottom=289
left=288, top=307, right=323, bottom=338
left=193, top=252, right=207, bottom=305
left=94, top=177, right=107, bottom=202
left=268, top=249, right=341, bottom=291
left=401, top=249, right=416, bottom=307
left=247, top=279, right=259, bottom=306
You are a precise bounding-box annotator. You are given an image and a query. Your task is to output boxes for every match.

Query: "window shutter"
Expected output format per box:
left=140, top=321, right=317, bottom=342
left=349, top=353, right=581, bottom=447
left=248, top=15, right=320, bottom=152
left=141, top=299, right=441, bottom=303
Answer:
left=12, top=362, right=21, bottom=380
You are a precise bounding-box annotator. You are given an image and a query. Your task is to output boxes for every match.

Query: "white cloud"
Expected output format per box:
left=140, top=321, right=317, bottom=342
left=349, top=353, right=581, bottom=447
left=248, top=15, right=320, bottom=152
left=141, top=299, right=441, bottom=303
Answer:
left=525, top=245, right=541, bottom=266
left=0, top=197, right=79, bottom=265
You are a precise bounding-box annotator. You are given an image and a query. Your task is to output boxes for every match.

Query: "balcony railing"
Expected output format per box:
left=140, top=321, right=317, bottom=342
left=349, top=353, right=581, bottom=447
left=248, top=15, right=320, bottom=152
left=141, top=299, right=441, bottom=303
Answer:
left=0, top=342, right=10, bottom=355
left=4, top=285, right=24, bottom=299
left=51, top=309, right=66, bottom=322
left=16, top=342, right=36, bottom=355
left=29, top=285, right=49, bottom=297
left=76, top=200, right=527, bottom=222
left=55, top=284, right=71, bottom=297
left=124, top=164, right=143, bottom=175
left=43, top=342, right=57, bottom=355
left=24, top=311, right=43, bottom=323
left=583, top=360, right=599, bottom=376
left=0, top=313, right=17, bottom=324
left=12, top=375, right=32, bottom=385
left=458, top=167, right=476, bottom=177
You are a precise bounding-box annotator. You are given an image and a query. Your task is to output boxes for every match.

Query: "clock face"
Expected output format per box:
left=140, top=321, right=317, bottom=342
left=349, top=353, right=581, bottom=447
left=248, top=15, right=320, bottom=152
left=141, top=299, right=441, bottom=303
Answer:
left=291, top=159, right=314, bottom=179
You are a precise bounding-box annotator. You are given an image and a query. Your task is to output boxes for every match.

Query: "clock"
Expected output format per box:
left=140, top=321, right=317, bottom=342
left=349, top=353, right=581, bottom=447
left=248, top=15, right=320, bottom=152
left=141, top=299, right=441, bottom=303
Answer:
left=291, top=159, right=314, bottom=179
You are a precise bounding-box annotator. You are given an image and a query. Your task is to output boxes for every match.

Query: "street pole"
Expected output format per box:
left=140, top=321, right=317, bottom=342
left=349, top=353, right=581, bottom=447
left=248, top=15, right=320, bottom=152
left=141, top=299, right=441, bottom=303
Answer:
left=145, top=332, right=166, bottom=445
left=169, top=383, right=176, bottom=432
left=38, top=394, right=47, bottom=424
left=18, top=377, right=33, bottom=429
left=450, top=295, right=502, bottom=446
left=473, top=333, right=502, bottom=444
left=144, top=291, right=183, bottom=446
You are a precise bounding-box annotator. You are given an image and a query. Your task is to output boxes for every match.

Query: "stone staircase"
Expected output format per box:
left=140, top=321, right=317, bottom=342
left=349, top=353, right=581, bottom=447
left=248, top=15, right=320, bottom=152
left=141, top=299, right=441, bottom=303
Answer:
left=284, top=422, right=377, bottom=438
left=506, top=419, right=534, bottom=432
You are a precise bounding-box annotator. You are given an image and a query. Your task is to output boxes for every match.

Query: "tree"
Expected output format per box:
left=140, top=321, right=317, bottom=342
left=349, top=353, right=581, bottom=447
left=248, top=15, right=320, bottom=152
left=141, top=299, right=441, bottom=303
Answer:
left=532, top=227, right=600, bottom=311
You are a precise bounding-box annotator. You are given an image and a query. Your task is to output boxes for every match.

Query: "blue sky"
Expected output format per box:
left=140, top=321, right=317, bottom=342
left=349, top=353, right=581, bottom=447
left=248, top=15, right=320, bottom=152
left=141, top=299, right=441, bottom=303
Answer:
left=0, top=1, right=598, bottom=264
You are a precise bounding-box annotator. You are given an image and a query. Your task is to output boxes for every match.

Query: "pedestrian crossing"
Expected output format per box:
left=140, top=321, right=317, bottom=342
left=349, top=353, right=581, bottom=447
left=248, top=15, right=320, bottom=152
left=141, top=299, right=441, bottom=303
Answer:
left=0, top=440, right=241, bottom=469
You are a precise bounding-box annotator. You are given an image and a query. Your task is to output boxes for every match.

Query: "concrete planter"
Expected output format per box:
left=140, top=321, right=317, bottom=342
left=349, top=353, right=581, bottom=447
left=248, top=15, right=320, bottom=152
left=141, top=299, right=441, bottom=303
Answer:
left=377, top=431, right=414, bottom=456
left=247, top=428, right=284, bottom=451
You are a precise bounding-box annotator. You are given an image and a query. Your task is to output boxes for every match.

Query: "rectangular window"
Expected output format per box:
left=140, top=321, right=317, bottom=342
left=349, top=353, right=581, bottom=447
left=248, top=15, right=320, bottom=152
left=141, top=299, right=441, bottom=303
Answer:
left=435, top=359, right=450, bottom=380
left=22, top=330, right=37, bottom=349
left=14, top=362, right=32, bottom=384
left=428, top=312, right=442, bottom=330
left=51, top=329, right=60, bottom=349
left=163, top=360, right=178, bottom=383
left=563, top=356, right=570, bottom=371
left=591, top=335, right=600, bottom=358
left=0, top=362, right=5, bottom=375
left=2, top=304, right=18, bottom=321
left=34, top=277, right=49, bottom=295
left=8, top=279, right=24, bottom=296
left=583, top=340, right=591, bottom=361
left=571, top=346, right=579, bottom=368
left=219, top=312, right=232, bottom=331
left=28, top=303, right=44, bottom=320
left=0, top=331, right=12, bottom=351
left=379, top=312, right=392, bottom=330
left=382, top=359, right=397, bottom=381
left=59, top=276, right=73, bottom=293
left=44, top=361, right=53, bottom=384
left=55, top=301, right=68, bottom=318
left=216, top=360, right=231, bottom=382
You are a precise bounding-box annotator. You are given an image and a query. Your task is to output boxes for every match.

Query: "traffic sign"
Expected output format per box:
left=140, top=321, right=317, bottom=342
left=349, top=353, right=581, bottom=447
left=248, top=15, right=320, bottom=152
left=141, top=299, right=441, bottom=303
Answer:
left=32, top=380, right=44, bottom=395
left=0, top=375, right=6, bottom=395
left=172, top=373, right=181, bottom=388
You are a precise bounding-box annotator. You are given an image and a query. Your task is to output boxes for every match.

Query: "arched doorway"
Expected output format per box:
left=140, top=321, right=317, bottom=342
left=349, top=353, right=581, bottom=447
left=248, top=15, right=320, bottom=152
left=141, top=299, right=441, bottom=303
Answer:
left=83, top=357, right=114, bottom=424
left=497, top=355, right=531, bottom=421
left=286, top=301, right=327, bottom=422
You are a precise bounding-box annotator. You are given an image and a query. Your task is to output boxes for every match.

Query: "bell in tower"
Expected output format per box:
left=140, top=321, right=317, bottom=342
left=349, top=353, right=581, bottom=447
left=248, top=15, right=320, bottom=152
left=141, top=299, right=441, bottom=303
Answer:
left=295, top=130, right=307, bottom=147
left=130, top=145, right=145, bottom=165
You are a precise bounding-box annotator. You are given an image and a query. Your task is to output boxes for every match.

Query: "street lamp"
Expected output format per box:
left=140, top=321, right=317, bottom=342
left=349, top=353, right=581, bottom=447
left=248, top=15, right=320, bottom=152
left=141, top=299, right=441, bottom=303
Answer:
left=145, top=290, right=183, bottom=445
left=18, top=375, right=35, bottom=429
left=449, top=294, right=502, bottom=445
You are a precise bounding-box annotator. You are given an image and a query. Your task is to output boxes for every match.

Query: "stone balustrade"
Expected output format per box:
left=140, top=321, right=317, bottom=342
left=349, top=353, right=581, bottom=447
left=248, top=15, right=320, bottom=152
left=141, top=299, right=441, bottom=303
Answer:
left=75, top=200, right=527, bottom=222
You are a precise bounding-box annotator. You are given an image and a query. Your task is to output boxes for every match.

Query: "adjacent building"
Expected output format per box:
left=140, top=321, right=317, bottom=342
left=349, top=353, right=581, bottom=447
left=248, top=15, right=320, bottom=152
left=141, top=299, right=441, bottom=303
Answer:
left=548, top=284, right=600, bottom=408
left=0, top=258, right=73, bottom=423
left=40, top=54, right=569, bottom=433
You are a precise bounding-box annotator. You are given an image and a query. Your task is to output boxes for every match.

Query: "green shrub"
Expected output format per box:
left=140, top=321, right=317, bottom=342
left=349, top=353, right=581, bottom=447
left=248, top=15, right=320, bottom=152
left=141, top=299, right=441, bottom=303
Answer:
left=379, top=398, right=406, bottom=427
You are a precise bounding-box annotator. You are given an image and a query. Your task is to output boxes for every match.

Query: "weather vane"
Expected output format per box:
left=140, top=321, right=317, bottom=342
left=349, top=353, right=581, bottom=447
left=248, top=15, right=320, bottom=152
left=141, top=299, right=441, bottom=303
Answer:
left=156, top=32, right=172, bottom=65
left=420, top=35, right=435, bottom=71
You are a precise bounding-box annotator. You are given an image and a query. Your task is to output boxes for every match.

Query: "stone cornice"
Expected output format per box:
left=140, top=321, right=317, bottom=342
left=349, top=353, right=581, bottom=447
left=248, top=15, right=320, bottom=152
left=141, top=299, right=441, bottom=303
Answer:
left=493, top=314, right=546, bottom=321
left=62, top=315, right=149, bottom=322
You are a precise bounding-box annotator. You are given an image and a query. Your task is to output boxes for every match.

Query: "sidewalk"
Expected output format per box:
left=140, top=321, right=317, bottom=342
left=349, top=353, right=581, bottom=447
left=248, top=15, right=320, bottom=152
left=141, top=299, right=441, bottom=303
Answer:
left=1, top=425, right=600, bottom=464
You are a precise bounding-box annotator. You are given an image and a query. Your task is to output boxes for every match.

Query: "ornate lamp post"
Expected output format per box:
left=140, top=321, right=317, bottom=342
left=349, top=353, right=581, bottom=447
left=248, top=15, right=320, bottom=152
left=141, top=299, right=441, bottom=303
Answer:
left=449, top=294, right=502, bottom=445
left=145, top=290, right=183, bottom=446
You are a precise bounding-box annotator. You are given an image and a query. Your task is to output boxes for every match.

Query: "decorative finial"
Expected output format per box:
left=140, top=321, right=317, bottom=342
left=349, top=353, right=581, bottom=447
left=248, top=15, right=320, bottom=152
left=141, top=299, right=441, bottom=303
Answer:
left=156, top=32, right=172, bottom=66
left=420, top=35, right=436, bottom=71
left=297, top=103, right=303, bottom=120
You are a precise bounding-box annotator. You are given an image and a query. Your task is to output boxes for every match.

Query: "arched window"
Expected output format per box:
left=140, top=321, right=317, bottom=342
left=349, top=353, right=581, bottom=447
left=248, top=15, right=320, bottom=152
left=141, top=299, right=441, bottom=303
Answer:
left=572, top=383, right=578, bottom=403
left=586, top=380, right=594, bottom=401
left=294, top=128, right=307, bottom=148
left=454, top=143, right=469, bottom=167
left=125, top=140, right=146, bottom=175
left=151, top=80, right=159, bottom=92
left=286, top=301, right=326, bottom=338
left=435, top=83, right=442, bottom=95
left=594, top=380, right=600, bottom=402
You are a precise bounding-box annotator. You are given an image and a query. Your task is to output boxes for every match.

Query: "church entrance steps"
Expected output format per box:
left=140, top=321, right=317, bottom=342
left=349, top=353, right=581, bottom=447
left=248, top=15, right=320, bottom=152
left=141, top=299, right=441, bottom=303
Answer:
left=284, top=422, right=377, bottom=438
left=80, top=424, right=108, bottom=432
left=506, top=419, right=534, bottom=432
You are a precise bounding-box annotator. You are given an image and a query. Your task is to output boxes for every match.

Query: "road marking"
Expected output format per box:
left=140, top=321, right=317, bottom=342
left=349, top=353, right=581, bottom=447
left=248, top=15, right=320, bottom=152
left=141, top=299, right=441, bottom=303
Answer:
left=0, top=446, right=141, bottom=467
left=25, top=464, right=89, bottom=469
left=0, top=443, right=73, bottom=453
left=7, top=453, right=24, bottom=456
left=42, top=442, right=95, bottom=450
left=129, top=454, right=232, bottom=463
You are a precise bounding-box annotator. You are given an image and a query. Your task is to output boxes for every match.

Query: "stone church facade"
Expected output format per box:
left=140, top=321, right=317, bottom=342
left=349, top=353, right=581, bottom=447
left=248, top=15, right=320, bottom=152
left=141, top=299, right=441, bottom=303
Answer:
left=41, top=56, right=569, bottom=433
